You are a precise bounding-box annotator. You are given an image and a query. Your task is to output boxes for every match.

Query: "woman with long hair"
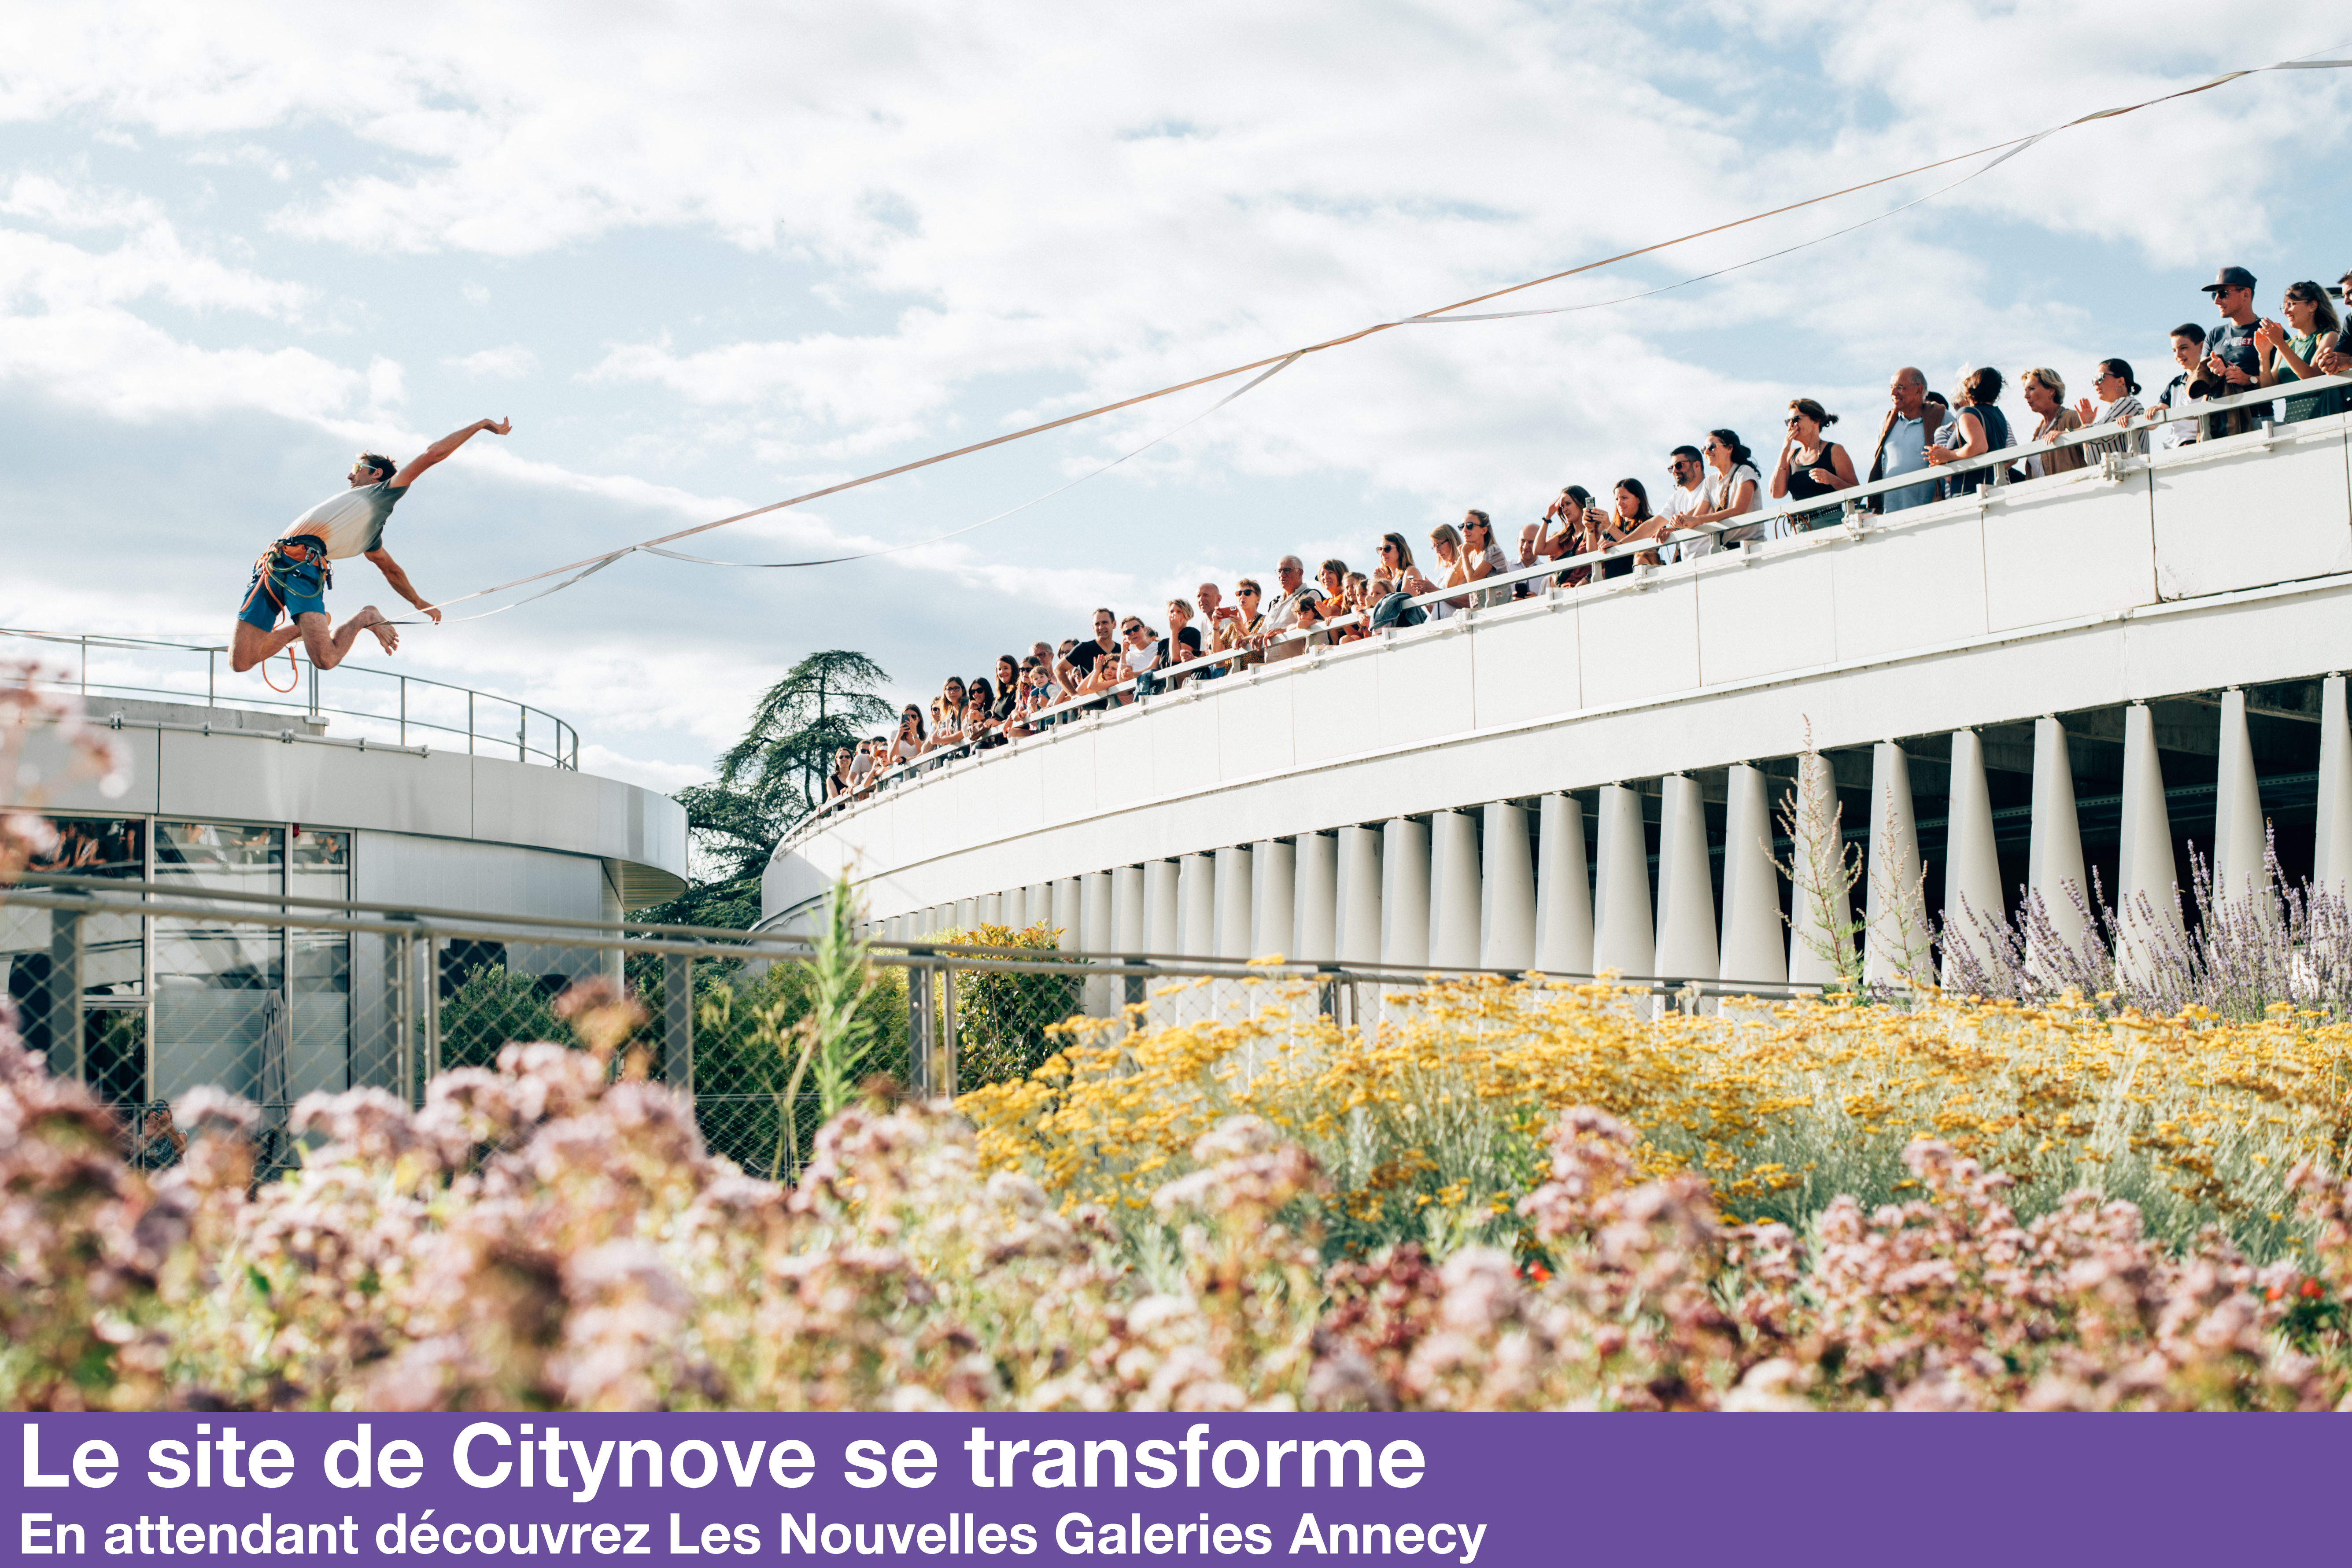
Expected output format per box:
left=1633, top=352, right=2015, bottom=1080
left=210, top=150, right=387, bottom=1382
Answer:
left=967, top=676, right=1004, bottom=749
left=1540, top=484, right=1604, bottom=586
left=1687, top=431, right=1764, bottom=546
left=1598, top=479, right=1659, bottom=579
left=2258, top=280, right=2347, bottom=423
left=1770, top=399, right=1856, bottom=533
left=1461, top=510, right=1511, bottom=608
left=888, top=703, right=926, bottom=774
left=1421, top=522, right=1470, bottom=617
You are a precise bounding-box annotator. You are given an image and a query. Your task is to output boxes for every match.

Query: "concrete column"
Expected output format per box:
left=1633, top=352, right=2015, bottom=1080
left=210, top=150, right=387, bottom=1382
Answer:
left=1029, top=883, right=1054, bottom=933
left=2318, top=675, right=2352, bottom=895
left=1052, top=878, right=1081, bottom=952
left=1335, top=826, right=1382, bottom=966
left=2116, top=704, right=2182, bottom=980
left=1252, top=839, right=1296, bottom=961
left=2027, top=716, right=2088, bottom=963
left=1146, top=860, right=1182, bottom=954
left=979, top=892, right=1003, bottom=929
left=1534, top=793, right=1592, bottom=974
left=955, top=897, right=978, bottom=932
left=1001, top=888, right=1024, bottom=930
left=1864, top=742, right=1926, bottom=986
left=1941, top=730, right=2003, bottom=978
left=1295, top=833, right=1339, bottom=963
left=1592, top=784, right=1654, bottom=981
left=1215, top=847, right=1253, bottom=959
left=1427, top=811, right=1481, bottom=970
left=1480, top=802, right=1536, bottom=971
left=1177, top=854, right=1216, bottom=956
left=1719, top=764, right=1785, bottom=986
left=1654, top=775, right=1717, bottom=983
left=2212, top=688, right=2267, bottom=907
left=1380, top=818, right=1431, bottom=969
left=1080, top=872, right=1114, bottom=1015
left=1114, top=866, right=1147, bottom=952
left=1786, top=753, right=1850, bottom=986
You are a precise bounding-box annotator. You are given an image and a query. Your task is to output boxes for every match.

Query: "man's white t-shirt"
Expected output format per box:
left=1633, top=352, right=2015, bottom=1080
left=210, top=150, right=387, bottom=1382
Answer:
left=283, top=480, right=407, bottom=559
left=1662, top=480, right=1710, bottom=561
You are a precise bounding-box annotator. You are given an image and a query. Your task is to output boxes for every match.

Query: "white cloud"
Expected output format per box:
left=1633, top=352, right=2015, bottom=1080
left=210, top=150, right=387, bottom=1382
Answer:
left=447, top=342, right=535, bottom=378
left=4, top=4, right=2351, bottom=783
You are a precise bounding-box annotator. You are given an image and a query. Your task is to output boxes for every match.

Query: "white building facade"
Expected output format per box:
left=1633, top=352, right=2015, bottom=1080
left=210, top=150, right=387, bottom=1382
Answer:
left=767, top=403, right=2352, bottom=996
left=5, top=686, right=686, bottom=1109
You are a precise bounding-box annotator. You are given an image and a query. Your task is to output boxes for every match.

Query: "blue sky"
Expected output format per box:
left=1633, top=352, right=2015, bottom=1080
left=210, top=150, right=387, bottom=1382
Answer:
left=4, top=3, right=2350, bottom=793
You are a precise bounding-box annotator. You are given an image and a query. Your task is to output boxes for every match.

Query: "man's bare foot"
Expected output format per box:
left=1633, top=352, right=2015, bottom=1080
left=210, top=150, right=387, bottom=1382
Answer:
left=355, top=606, right=400, bottom=655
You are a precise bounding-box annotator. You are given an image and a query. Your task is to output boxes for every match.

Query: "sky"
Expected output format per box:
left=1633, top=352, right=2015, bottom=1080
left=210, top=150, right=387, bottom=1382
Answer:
left=4, top=3, right=2350, bottom=796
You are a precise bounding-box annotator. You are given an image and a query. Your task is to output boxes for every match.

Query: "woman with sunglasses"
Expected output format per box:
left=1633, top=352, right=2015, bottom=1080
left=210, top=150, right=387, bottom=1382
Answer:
left=888, top=705, right=927, bottom=775
left=933, top=676, right=968, bottom=756
left=1461, top=512, right=1511, bottom=608
left=2073, top=359, right=2146, bottom=463
left=1687, top=432, right=1765, bottom=546
left=1421, top=524, right=1471, bottom=616
left=2257, top=281, right=2347, bottom=424
left=1770, top=399, right=1856, bottom=534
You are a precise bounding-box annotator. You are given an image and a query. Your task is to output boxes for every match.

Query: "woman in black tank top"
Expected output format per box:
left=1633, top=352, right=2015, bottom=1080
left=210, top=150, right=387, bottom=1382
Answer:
left=1929, top=366, right=2014, bottom=495
left=1772, top=398, right=1857, bottom=532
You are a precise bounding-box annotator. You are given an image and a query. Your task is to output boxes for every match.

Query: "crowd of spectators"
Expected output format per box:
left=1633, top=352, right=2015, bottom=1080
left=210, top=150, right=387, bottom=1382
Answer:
left=825, top=263, right=2352, bottom=804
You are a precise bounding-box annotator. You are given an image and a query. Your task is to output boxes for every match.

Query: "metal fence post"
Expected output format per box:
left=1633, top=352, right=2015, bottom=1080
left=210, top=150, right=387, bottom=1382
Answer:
left=392, top=930, right=415, bottom=1106
left=939, top=959, right=958, bottom=1099
left=45, top=903, right=85, bottom=1082
left=907, top=964, right=933, bottom=1097
left=399, top=676, right=407, bottom=747
left=421, top=931, right=442, bottom=1082
left=664, top=952, right=693, bottom=1097
left=208, top=649, right=217, bottom=708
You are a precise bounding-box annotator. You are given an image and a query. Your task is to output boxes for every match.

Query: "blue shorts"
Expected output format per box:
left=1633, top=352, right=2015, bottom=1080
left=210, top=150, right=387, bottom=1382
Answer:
left=237, top=538, right=330, bottom=631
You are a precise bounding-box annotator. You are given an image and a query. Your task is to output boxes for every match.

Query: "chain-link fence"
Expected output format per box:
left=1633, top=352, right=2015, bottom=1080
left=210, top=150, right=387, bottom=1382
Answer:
left=3, top=871, right=1815, bottom=1181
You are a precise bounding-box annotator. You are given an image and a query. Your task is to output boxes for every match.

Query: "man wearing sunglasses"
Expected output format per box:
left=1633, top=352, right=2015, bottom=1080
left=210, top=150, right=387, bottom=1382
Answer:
left=1658, top=444, right=1710, bottom=561
left=2199, top=266, right=2263, bottom=440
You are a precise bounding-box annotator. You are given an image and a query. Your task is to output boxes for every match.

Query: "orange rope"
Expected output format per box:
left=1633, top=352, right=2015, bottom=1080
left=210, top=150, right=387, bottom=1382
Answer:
left=260, top=645, right=299, bottom=693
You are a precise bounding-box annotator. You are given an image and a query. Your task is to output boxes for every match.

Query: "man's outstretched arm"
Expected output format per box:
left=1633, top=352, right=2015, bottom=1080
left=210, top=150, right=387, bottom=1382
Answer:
left=363, top=546, right=441, bottom=625
left=391, top=417, right=511, bottom=489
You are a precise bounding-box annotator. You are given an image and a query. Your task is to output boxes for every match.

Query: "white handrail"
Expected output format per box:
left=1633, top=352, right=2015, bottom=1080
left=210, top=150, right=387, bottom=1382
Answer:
left=1, top=625, right=583, bottom=770
left=799, top=375, right=2352, bottom=834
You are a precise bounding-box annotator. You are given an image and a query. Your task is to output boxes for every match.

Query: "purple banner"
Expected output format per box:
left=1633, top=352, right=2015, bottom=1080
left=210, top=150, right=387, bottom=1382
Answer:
left=5, top=1413, right=2342, bottom=1563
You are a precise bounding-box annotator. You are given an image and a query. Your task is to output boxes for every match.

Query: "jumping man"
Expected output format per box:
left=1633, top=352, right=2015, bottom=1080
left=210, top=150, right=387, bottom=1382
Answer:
left=229, top=416, right=512, bottom=673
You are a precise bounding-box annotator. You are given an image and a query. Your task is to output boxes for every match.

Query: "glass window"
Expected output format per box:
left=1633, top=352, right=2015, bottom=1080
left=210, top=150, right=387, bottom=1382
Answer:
left=154, top=822, right=283, bottom=1102
left=1, top=819, right=145, bottom=1082
left=288, top=828, right=350, bottom=1099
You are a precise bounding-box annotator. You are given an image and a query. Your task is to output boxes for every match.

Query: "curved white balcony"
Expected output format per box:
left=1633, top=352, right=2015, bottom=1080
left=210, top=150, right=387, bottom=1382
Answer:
left=768, top=387, right=2352, bottom=985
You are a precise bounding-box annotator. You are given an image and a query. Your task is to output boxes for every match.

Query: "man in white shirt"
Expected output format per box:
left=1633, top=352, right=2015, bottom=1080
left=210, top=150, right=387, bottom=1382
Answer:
left=1660, top=445, right=1710, bottom=560
left=230, top=416, right=511, bottom=674
left=1251, top=556, right=1321, bottom=663
left=1864, top=368, right=1937, bottom=513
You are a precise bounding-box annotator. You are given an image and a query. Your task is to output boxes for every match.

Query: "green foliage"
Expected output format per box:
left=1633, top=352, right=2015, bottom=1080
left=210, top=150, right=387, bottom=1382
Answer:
left=691, top=878, right=911, bottom=1180
left=439, top=963, right=570, bottom=1068
left=717, top=649, right=896, bottom=832
left=638, top=649, right=894, bottom=930
left=929, top=923, right=1082, bottom=1091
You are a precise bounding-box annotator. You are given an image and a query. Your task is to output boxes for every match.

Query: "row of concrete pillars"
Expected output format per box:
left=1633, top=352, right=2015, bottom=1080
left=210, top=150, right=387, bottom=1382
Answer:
left=877, top=679, right=2352, bottom=988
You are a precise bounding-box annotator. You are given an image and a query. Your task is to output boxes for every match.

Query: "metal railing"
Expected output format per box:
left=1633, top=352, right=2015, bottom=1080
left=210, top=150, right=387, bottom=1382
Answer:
left=790, top=374, right=2352, bottom=842
left=1, top=626, right=581, bottom=768
left=2, top=873, right=1815, bottom=1177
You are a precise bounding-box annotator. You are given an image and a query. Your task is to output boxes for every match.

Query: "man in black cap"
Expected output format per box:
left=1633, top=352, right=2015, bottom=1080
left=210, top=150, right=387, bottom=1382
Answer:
left=2199, top=266, right=2263, bottom=438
